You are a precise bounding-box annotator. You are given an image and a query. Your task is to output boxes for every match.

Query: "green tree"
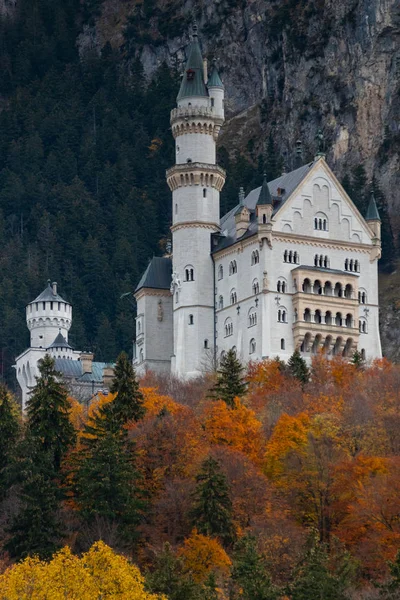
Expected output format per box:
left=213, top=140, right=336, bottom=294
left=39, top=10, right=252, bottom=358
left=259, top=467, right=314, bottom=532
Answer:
left=88, top=351, right=145, bottom=438
left=5, top=442, right=63, bottom=560
left=231, top=535, right=280, bottom=600
left=146, top=543, right=210, bottom=600
left=289, top=538, right=352, bottom=600
left=74, top=432, right=144, bottom=545
left=287, top=349, right=310, bottom=385
left=380, top=549, right=400, bottom=598
left=0, top=385, right=21, bottom=499
left=209, top=349, right=247, bottom=408
left=190, top=456, right=236, bottom=547
left=351, top=350, right=364, bottom=369
left=27, top=354, right=76, bottom=470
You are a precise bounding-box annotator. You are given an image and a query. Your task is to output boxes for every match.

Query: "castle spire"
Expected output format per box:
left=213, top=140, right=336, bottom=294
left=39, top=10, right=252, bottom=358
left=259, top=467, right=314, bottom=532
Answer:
left=177, top=23, right=208, bottom=101
left=365, top=189, right=381, bottom=222
left=257, top=173, right=273, bottom=206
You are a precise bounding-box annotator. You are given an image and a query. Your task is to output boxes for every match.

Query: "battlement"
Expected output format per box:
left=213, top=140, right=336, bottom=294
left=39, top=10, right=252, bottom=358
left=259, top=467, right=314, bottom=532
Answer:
left=166, top=162, right=226, bottom=192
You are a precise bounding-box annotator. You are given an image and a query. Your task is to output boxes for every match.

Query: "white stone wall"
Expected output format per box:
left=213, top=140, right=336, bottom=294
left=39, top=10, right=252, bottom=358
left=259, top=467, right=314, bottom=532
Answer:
left=134, top=291, right=173, bottom=375
left=15, top=348, right=46, bottom=409
left=173, top=186, right=220, bottom=226
left=176, top=133, right=215, bottom=164
left=27, top=300, right=72, bottom=348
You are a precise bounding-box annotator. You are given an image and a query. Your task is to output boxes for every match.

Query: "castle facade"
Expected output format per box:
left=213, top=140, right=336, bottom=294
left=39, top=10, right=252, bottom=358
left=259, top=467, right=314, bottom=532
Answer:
left=133, top=27, right=383, bottom=376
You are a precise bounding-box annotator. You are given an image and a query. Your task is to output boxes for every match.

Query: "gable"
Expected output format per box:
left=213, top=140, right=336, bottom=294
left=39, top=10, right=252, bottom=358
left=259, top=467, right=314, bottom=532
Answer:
left=273, top=159, right=374, bottom=245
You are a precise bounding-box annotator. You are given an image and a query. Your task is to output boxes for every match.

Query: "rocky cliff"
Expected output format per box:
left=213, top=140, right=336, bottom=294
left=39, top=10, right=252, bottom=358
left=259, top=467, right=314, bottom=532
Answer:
left=85, top=0, right=400, bottom=226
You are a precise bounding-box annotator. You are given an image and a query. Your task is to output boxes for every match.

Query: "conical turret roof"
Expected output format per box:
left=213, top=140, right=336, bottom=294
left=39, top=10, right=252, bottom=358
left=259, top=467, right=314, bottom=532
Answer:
left=177, top=24, right=208, bottom=101
left=47, top=332, right=73, bottom=350
left=31, top=280, right=68, bottom=304
left=365, top=190, right=381, bottom=221
left=256, top=174, right=273, bottom=206
left=207, top=60, right=224, bottom=88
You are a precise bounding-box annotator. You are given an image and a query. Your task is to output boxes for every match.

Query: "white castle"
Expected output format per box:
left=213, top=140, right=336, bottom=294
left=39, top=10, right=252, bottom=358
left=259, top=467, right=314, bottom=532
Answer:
left=15, top=281, right=113, bottom=408
left=133, top=25, right=382, bottom=377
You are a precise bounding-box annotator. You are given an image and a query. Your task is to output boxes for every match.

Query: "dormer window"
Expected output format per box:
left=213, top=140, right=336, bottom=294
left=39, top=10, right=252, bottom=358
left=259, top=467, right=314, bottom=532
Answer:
left=277, top=187, right=285, bottom=196
left=186, top=69, right=195, bottom=80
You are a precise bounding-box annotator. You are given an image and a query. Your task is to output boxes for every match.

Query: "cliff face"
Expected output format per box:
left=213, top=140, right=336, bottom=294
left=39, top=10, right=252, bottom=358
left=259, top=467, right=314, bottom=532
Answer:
left=89, top=0, right=399, bottom=226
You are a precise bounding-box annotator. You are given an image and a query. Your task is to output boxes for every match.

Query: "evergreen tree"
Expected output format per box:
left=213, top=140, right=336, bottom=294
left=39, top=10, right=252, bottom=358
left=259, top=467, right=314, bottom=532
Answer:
left=0, top=385, right=20, bottom=499
left=5, top=442, right=63, bottom=560
left=380, top=549, right=400, bottom=599
left=27, top=354, right=76, bottom=470
left=209, top=349, right=247, bottom=408
left=289, top=539, right=352, bottom=600
left=74, top=432, right=144, bottom=545
left=351, top=350, right=364, bottom=369
left=190, top=456, right=236, bottom=547
left=231, top=535, right=280, bottom=600
left=287, top=349, right=310, bottom=385
left=146, top=543, right=208, bottom=600
left=88, top=351, right=145, bottom=438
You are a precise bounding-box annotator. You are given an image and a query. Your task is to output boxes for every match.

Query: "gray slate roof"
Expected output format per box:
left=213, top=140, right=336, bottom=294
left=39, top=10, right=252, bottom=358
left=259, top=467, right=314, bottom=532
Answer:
left=31, top=281, right=68, bottom=304
left=365, top=191, right=381, bottom=221
left=207, top=65, right=224, bottom=88
left=292, top=265, right=359, bottom=277
left=47, top=332, right=73, bottom=350
left=177, top=30, right=208, bottom=101
left=257, top=174, right=273, bottom=206
left=54, top=358, right=108, bottom=383
left=135, top=256, right=172, bottom=293
left=215, top=161, right=314, bottom=252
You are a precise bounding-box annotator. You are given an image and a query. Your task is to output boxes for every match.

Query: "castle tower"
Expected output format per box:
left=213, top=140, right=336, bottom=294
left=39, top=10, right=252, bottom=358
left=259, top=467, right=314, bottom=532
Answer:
left=166, top=25, right=226, bottom=376
left=26, top=280, right=72, bottom=349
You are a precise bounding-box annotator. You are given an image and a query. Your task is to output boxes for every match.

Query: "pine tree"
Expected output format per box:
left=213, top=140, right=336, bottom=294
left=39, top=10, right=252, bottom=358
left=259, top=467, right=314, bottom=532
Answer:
left=190, top=456, right=236, bottom=547
left=74, top=432, right=144, bottom=545
left=88, top=351, right=145, bottom=438
left=27, top=354, right=76, bottom=470
left=146, top=543, right=207, bottom=600
left=209, top=349, right=247, bottom=408
left=351, top=350, right=364, bottom=369
left=5, top=441, right=63, bottom=560
left=289, top=539, right=351, bottom=600
left=380, top=550, right=400, bottom=598
left=0, top=385, right=20, bottom=499
left=287, top=349, right=310, bottom=385
left=231, top=535, right=280, bottom=600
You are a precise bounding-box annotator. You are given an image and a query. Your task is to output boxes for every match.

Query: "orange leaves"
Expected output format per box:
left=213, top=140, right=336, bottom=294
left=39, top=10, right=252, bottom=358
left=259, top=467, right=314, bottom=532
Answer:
left=178, top=531, right=231, bottom=583
left=264, top=413, right=310, bottom=480
left=141, top=387, right=184, bottom=417
left=202, top=399, right=265, bottom=465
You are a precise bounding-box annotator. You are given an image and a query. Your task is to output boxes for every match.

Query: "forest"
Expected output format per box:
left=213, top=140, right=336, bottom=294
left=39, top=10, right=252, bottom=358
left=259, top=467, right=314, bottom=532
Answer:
left=0, top=0, right=396, bottom=391
left=0, top=350, right=400, bottom=598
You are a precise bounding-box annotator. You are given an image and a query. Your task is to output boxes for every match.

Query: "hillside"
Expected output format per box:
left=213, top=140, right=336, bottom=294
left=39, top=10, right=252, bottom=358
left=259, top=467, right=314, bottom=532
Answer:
left=0, top=0, right=399, bottom=388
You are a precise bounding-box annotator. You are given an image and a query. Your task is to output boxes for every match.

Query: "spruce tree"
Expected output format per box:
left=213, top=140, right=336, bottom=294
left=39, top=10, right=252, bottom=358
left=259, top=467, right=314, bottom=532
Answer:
left=0, top=385, right=20, bottom=499
left=88, top=351, right=145, bottom=438
left=287, top=349, right=310, bottom=385
left=190, top=456, right=236, bottom=546
left=74, top=432, right=144, bottom=544
left=27, top=354, right=76, bottom=470
left=351, top=350, right=364, bottom=369
left=289, top=540, right=351, bottom=600
left=5, top=442, right=63, bottom=560
left=209, top=349, right=247, bottom=408
left=231, top=535, right=280, bottom=600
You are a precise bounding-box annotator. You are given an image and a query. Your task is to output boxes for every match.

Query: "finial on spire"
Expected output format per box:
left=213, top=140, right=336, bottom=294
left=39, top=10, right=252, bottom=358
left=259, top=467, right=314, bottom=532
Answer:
left=239, top=186, right=245, bottom=205
left=192, top=19, right=198, bottom=38
left=295, top=139, right=303, bottom=167
left=315, top=128, right=326, bottom=159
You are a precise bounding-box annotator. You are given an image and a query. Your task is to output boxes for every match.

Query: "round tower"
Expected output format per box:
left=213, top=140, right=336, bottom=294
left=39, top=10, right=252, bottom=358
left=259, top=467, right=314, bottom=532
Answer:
left=167, top=25, right=226, bottom=376
left=26, top=280, right=72, bottom=349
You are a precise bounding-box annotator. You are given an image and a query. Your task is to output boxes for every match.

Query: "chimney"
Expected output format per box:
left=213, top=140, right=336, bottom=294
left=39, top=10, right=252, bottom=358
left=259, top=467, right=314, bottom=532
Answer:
left=52, top=281, right=57, bottom=296
left=103, top=364, right=114, bottom=389
left=80, top=352, right=94, bottom=374
left=203, top=58, right=208, bottom=84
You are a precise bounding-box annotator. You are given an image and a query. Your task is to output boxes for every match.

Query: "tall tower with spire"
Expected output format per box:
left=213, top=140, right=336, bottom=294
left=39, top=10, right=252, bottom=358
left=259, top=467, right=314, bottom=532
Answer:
left=166, top=24, right=225, bottom=376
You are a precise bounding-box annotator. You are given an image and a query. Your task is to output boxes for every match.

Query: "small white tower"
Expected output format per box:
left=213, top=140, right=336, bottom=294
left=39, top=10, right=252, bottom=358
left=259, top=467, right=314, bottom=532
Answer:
left=26, top=280, right=72, bottom=349
left=167, top=25, right=226, bottom=376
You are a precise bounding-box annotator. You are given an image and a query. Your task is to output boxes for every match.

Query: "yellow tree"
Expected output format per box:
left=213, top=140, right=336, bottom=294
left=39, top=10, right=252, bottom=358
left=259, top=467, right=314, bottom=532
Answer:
left=0, top=541, right=165, bottom=599
left=178, top=531, right=231, bottom=583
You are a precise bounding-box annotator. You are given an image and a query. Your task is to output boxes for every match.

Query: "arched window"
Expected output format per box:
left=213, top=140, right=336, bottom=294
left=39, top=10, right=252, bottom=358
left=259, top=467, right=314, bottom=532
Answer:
left=204, top=339, right=209, bottom=349
left=325, top=311, right=332, bottom=325
left=251, top=250, right=259, bottom=265
left=229, top=260, right=237, bottom=275
left=314, top=212, right=329, bottom=231
left=345, top=259, right=349, bottom=271
left=249, top=338, right=256, bottom=354
left=314, top=217, right=318, bottom=229
left=203, top=188, right=207, bottom=198
left=189, top=314, right=194, bottom=325
left=248, top=308, right=257, bottom=327
left=345, top=314, right=352, bottom=328
left=314, top=280, right=322, bottom=295
left=175, top=203, right=178, bottom=214
left=302, top=278, right=312, bottom=293
left=218, top=265, right=223, bottom=280
left=284, top=250, right=288, bottom=263
left=281, top=338, right=285, bottom=350
left=252, top=279, right=260, bottom=295
left=263, top=213, right=267, bottom=224
left=334, top=283, right=343, bottom=297
left=315, top=309, right=322, bottom=324
left=230, top=289, right=237, bottom=305
left=335, top=312, right=342, bottom=326
left=224, top=318, right=233, bottom=337
left=278, top=307, right=287, bottom=323
left=304, top=308, right=311, bottom=323
left=323, top=256, right=329, bottom=268
left=358, top=289, right=367, bottom=304
left=218, top=295, right=224, bottom=310
left=314, top=254, right=319, bottom=267
left=185, top=265, right=194, bottom=281
left=359, top=319, right=367, bottom=333
left=277, top=278, right=287, bottom=293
